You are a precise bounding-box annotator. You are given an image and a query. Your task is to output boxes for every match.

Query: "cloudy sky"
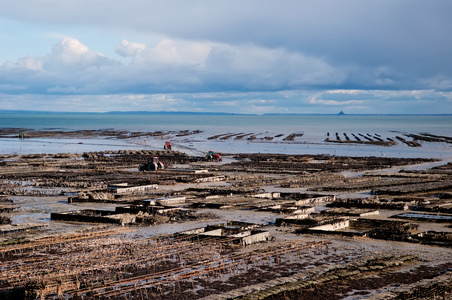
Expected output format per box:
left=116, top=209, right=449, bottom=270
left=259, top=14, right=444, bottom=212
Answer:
left=0, top=0, right=451, bottom=114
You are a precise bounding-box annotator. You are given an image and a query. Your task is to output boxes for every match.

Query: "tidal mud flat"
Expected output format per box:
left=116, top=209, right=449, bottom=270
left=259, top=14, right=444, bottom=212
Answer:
left=0, top=130, right=452, bottom=299
left=1, top=151, right=452, bottom=299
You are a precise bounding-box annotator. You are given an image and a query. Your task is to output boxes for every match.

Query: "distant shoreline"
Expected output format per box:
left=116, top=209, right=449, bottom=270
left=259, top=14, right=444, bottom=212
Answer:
left=0, top=110, right=451, bottom=116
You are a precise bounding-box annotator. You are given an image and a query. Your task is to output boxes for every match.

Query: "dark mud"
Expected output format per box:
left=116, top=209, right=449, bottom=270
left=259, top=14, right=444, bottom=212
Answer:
left=0, top=150, right=452, bottom=299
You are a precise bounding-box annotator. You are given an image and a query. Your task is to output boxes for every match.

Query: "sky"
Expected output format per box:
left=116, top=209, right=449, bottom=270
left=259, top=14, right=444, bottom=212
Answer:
left=0, top=0, right=451, bottom=114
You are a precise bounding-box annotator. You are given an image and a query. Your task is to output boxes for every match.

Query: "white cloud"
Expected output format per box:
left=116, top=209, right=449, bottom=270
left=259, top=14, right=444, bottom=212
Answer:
left=129, top=39, right=211, bottom=67
left=45, top=38, right=115, bottom=69
left=309, top=99, right=365, bottom=106
left=327, top=90, right=361, bottom=95
left=3, top=56, right=43, bottom=71
left=52, top=38, right=93, bottom=63
left=116, top=40, right=146, bottom=57
left=1, top=35, right=451, bottom=114
left=3, top=38, right=116, bottom=73
left=112, top=38, right=344, bottom=91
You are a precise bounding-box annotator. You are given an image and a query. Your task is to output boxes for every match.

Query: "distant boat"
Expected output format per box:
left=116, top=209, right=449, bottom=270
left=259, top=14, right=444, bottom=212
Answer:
left=338, top=111, right=345, bottom=115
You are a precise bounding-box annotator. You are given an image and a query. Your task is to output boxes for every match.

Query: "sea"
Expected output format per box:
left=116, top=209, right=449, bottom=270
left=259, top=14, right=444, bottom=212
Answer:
left=1, top=112, right=452, bottom=159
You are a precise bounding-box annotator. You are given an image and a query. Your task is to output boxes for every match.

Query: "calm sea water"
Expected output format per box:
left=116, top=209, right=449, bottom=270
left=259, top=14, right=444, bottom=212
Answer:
left=0, top=113, right=451, bottom=158
left=1, top=113, right=451, bottom=134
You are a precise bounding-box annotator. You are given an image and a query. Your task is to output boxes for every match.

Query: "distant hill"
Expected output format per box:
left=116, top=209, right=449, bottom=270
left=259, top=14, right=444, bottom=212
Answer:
left=105, top=111, right=242, bottom=115
left=0, top=110, right=244, bottom=116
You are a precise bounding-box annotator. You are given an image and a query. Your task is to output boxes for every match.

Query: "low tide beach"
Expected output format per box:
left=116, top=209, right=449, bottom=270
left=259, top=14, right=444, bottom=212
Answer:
left=1, top=113, right=452, bottom=299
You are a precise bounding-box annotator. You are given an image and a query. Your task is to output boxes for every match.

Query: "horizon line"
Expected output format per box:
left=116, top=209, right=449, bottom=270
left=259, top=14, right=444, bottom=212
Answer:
left=0, top=109, right=451, bottom=116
